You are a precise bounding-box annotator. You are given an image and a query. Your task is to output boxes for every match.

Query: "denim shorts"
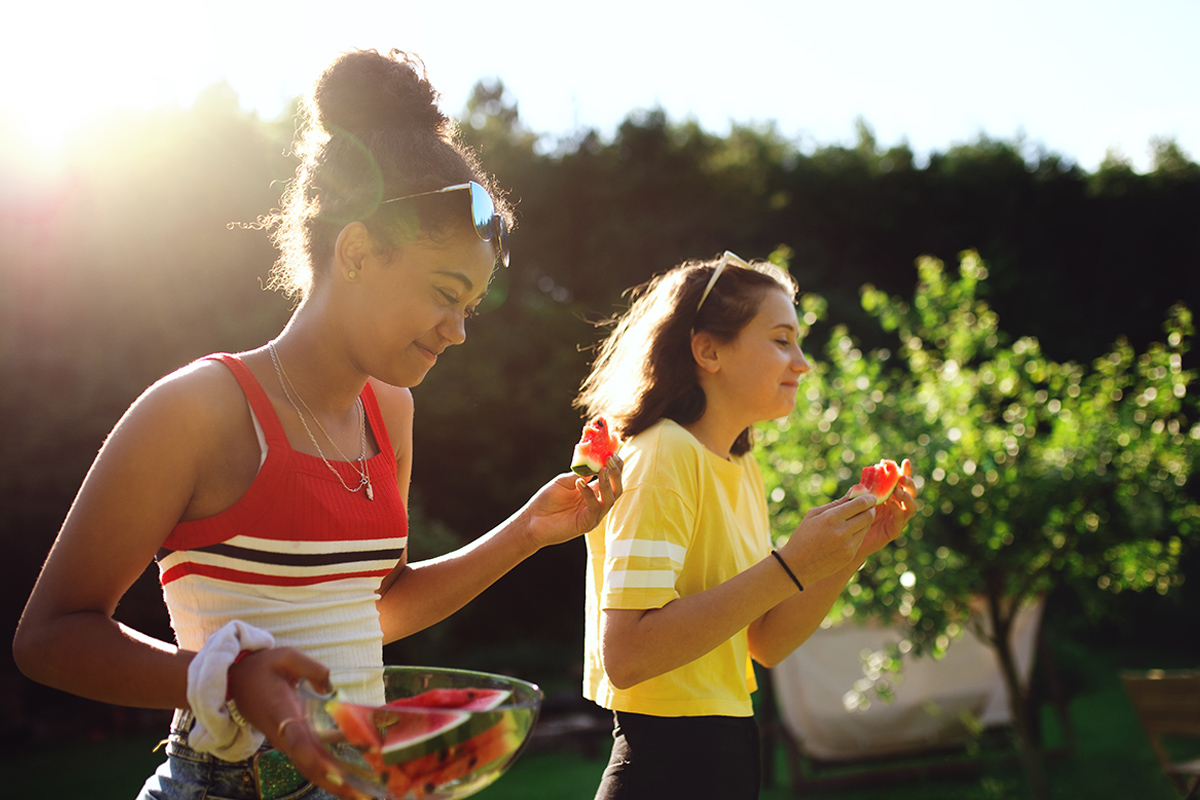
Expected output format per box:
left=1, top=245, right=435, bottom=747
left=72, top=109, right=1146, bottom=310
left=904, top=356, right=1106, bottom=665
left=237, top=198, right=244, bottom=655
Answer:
left=136, top=710, right=339, bottom=800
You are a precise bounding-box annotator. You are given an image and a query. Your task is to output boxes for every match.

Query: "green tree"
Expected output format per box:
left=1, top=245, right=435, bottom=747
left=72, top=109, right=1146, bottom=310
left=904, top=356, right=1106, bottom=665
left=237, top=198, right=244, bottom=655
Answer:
left=759, top=250, right=1199, bottom=799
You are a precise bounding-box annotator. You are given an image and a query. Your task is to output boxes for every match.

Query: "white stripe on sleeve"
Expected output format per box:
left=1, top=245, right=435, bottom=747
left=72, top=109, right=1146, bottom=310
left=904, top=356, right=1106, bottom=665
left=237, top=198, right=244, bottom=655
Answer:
left=607, top=537, right=686, bottom=566
left=606, top=569, right=677, bottom=590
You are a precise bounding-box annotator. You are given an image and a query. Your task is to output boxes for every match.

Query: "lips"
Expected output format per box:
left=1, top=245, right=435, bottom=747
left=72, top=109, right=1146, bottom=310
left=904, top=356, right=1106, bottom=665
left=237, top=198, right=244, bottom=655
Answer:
left=415, top=342, right=443, bottom=363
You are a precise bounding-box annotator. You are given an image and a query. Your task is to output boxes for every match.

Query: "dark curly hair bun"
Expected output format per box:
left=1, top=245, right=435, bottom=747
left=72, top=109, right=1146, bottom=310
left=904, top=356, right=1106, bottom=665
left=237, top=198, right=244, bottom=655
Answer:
left=264, top=47, right=508, bottom=300
left=312, top=49, right=450, bottom=138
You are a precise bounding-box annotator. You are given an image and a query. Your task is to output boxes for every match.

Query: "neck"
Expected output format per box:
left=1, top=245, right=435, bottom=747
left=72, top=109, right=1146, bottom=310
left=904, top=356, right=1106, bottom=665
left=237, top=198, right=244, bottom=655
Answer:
left=680, top=379, right=762, bottom=459
left=681, top=415, right=743, bottom=460
left=266, top=305, right=368, bottom=416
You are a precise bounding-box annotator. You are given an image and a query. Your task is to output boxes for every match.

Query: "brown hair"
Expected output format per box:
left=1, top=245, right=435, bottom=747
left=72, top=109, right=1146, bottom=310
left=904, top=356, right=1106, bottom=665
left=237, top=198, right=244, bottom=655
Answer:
left=263, top=49, right=514, bottom=299
left=575, top=254, right=798, bottom=456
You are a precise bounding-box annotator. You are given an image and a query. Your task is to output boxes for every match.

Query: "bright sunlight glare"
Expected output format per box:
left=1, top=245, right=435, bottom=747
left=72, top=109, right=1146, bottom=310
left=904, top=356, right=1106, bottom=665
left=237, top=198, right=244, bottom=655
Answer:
left=1, top=0, right=1198, bottom=175
left=1, top=2, right=290, bottom=154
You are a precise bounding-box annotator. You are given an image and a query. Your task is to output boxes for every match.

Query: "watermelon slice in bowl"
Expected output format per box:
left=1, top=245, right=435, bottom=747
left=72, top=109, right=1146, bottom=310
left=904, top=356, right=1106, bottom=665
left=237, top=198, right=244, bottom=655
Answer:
left=847, top=459, right=903, bottom=505
left=301, top=666, right=543, bottom=799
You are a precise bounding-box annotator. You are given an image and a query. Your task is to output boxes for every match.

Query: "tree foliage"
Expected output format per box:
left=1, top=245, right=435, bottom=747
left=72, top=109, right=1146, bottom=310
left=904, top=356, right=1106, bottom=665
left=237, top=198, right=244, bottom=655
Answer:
left=757, top=250, right=1198, bottom=796
left=763, top=249, right=1198, bottom=646
left=2, top=81, right=1200, bottom=720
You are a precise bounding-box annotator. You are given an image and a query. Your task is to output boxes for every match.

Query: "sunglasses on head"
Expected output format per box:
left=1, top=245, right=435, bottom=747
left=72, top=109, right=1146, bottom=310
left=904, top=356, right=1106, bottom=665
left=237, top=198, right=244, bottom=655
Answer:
left=380, top=181, right=510, bottom=267
left=695, top=250, right=750, bottom=312
left=691, top=250, right=751, bottom=337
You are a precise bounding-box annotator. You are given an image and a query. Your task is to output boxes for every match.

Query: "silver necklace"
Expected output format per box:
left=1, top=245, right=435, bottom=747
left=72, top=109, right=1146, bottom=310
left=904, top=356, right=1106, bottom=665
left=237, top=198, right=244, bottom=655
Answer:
left=268, top=341, right=374, bottom=500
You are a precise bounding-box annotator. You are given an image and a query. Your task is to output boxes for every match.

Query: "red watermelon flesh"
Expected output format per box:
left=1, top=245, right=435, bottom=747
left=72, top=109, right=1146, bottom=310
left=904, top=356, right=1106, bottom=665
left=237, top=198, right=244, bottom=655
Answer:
left=327, top=699, right=385, bottom=753
left=386, top=687, right=510, bottom=711
left=394, top=717, right=522, bottom=798
left=327, top=695, right=476, bottom=772
left=847, top=459, right=902, bottom=505
left=571, top=416, right=620, bottom=477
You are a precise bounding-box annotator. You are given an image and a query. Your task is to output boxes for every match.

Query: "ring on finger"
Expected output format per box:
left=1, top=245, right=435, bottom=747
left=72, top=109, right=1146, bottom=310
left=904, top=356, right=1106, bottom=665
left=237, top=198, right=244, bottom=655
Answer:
left=277, top=717, right=307, bottom=740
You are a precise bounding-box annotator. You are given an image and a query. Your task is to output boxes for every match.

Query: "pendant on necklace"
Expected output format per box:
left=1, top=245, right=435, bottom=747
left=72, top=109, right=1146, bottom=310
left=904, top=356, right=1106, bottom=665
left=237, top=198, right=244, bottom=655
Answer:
left=366, top=482, right=374, bottom=501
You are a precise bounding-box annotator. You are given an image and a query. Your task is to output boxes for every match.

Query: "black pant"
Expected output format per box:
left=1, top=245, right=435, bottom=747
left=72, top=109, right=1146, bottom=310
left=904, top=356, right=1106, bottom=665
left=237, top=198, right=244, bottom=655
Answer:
left=594, top=711, right=761, bottom=800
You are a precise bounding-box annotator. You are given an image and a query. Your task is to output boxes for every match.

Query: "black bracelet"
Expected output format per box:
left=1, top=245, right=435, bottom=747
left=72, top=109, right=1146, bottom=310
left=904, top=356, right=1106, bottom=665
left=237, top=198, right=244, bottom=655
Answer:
left=771, top=549, right=804, bottom=592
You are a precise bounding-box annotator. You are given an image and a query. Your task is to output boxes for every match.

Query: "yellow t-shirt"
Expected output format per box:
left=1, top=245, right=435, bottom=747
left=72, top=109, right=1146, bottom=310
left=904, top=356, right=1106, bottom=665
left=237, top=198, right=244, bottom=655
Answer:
left=583, top=418, right=773, bottom=718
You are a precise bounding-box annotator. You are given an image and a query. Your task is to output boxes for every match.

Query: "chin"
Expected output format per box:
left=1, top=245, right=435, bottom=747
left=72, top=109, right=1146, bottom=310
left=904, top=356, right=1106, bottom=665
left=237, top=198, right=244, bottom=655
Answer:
left=773, top=399, right=798, bottom=419
left=403, top=370, right=431, bottom=388
left=383, top=363, right=432, bottom=389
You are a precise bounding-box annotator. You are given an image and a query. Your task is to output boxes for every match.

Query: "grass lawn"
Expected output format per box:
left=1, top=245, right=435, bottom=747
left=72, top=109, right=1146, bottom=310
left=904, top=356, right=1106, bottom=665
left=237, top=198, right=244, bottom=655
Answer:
left=2, top=641, right=1193, bottom=800
left=480, top=659, right=1187, bottom=800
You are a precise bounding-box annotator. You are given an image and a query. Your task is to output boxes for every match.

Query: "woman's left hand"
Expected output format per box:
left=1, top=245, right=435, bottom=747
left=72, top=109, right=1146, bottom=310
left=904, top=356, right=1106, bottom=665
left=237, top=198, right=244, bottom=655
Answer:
left=856, top=458, right=920, bottom=559
left=522, top=457, right=623, bottom=549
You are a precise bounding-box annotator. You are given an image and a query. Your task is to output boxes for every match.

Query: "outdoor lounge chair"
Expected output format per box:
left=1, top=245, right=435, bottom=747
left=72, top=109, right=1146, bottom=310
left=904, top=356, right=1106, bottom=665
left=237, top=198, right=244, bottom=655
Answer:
left=763, top=597, right=1072, bottom=795
left=1121, top=669, right=1200, bottom=799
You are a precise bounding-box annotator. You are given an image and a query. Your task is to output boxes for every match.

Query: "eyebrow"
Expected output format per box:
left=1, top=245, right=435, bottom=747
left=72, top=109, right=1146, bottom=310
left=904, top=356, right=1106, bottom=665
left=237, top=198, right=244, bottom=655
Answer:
left=434, top=269, right=493, bottom=304
left=434, top=270, right=476, bottom=292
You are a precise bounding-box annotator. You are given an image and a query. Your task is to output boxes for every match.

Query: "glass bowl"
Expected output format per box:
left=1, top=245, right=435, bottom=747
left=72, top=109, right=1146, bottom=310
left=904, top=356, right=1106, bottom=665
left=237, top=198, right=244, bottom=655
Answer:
left=300, top=666, right=543, bottom=800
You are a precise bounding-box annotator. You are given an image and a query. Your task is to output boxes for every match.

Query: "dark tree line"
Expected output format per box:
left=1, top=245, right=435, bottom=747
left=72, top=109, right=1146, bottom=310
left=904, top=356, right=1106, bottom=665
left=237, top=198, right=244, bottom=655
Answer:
left=1, top=79, right=1197, bottom=740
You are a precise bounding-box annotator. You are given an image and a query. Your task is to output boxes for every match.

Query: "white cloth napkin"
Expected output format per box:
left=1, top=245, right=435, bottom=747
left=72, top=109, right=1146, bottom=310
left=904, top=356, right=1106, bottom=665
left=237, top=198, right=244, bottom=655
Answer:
left=186, top=619, right=276, bottom=761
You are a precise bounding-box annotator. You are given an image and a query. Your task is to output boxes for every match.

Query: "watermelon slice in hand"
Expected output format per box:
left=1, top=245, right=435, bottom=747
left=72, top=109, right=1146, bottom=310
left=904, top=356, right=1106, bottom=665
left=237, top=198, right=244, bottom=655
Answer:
left=571, top=416, right=620, bottom=477
left=847, top=459, right=903, bottom=505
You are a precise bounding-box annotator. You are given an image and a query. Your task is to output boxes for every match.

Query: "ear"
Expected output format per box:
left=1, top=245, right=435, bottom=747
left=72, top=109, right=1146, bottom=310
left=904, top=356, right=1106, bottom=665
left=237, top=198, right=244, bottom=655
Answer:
left=334, top=222, right=373, bottom=281
left=690, top=331, right=722, bottom=374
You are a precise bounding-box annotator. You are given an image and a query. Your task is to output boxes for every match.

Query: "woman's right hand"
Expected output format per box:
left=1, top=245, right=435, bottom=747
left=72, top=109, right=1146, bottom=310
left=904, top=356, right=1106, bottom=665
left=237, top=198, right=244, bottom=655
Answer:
left=227, top=648, right=373, bottom=800
left=778, top=494, right=878, bottom=586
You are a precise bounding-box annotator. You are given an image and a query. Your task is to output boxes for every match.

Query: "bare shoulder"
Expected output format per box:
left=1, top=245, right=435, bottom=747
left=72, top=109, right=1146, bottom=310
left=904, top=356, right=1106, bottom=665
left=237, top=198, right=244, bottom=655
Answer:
left=368, top=379, right=413, bottom=418
left=129, top=357, right=248, bottom=437
left=368, top=379, right=414, bottom=456
left=22, top=357, right=258, bottom=626
left=110, top=356, right=263, bottom=522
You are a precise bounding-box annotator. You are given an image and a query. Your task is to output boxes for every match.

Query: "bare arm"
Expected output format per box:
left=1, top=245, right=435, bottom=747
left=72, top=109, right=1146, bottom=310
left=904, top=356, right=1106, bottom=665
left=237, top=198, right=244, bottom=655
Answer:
left=370, top=380, right=623, bottom=642
left=371, top=381, right=414, bottom=600
left=12, top=363, right=368, bottom=800
left=601, top=493, right=878, bottom=689
left=13, top=370, right=208, bottom=708
left=377, top=467, right=621, bottom=644
left=747, top=460, right=921, bottom=667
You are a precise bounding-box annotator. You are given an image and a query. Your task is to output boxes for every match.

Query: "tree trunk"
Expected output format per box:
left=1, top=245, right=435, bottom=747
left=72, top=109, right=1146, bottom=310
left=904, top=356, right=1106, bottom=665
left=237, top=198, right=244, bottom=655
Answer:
left=985, top=591, right=1051, bottom=800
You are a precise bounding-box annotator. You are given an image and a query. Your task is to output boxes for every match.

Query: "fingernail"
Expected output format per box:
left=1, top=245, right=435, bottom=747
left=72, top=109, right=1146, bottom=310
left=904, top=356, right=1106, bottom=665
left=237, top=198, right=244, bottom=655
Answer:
left=326, top=770, right=344, bottom=787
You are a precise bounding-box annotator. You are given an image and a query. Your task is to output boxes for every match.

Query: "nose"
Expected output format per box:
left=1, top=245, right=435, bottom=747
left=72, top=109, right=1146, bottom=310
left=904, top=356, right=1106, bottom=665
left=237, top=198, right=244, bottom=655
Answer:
left=793, top=346, right=811, bottom=375
left=440, top=308, right=468, bottom=346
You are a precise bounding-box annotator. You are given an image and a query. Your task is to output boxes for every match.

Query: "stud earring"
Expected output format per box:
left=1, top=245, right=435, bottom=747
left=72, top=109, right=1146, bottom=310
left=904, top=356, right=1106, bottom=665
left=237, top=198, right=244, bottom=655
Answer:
left=347, top=270, right=357, bottom=280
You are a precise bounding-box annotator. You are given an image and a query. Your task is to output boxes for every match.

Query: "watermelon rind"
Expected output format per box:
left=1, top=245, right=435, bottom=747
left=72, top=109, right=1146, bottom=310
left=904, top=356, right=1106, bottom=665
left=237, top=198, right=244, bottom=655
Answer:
left=571, top=444, right=605, bottom=477
left=380, top=708, right=516, bottom=766
left=396, top=717, right=524, bottom=796
left=378, top=707, right=473, bottom=764
left=330, top=686, right=520, bottom=770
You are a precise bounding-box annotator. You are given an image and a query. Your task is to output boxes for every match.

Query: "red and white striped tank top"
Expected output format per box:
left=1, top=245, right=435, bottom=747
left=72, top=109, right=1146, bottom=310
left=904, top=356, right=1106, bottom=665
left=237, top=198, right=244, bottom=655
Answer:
left=157, top=354, right=408, bottom=703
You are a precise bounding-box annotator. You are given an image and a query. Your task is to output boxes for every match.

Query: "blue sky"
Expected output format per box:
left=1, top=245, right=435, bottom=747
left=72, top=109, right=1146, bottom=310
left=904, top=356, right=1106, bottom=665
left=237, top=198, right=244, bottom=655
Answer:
left=3, top=0, right=1197, bottom=172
